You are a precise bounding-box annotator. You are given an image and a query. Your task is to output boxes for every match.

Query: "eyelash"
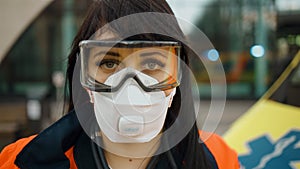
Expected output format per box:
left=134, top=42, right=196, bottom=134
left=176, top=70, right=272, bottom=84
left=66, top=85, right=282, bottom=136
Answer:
left=141, top=59, right=165, bottom=68
left=96, top=59, right=120, bottom=68
left=95, top=58, right=165, bottom=71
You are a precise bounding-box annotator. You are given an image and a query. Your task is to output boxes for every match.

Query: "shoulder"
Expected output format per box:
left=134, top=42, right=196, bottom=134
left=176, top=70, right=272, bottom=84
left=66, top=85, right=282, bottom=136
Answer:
left=199, top=131, right=240, bottom=169
left=0, top=135, right=37, bottom=168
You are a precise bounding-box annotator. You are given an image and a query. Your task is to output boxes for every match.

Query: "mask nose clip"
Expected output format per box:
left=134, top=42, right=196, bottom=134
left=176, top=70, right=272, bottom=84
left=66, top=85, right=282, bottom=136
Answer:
left=114, top=79, right=154, bottom=106
left=104, top=68, right=159, bottom=92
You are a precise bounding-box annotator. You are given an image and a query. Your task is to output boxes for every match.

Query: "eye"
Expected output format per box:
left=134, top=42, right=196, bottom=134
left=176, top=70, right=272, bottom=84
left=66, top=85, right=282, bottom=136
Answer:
left=103, top=62, right=117, bottom=69
left=145, top=62, right=159, bottom=70
left=96, top=59, right=120, bottom=71
left=141, top=59, right=165, bottom=70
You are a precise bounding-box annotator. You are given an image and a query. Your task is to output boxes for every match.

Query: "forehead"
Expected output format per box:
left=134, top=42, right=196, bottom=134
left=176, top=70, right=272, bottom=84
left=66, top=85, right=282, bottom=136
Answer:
left=89, top=46, right=173, bottom=59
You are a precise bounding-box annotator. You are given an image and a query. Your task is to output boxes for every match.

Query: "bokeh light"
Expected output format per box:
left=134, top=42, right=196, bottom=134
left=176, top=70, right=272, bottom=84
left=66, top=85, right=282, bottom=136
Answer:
left=250, top=45, right=265, bottom=58
left=207, top=49, right=219, bottom=61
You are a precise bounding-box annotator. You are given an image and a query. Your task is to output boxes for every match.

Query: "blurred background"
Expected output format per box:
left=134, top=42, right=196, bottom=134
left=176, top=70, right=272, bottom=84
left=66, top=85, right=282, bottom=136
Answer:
left=0, top=0, right=299, bottom=150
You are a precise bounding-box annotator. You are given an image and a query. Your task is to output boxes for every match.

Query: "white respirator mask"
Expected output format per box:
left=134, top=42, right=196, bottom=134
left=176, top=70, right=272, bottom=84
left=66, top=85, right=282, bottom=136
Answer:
left=90, top=68, right=176, bottom=143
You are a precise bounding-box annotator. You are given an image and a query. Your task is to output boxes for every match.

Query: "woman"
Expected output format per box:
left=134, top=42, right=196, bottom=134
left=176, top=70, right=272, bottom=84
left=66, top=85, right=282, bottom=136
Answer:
left=0, top=0, right=239, bottom=168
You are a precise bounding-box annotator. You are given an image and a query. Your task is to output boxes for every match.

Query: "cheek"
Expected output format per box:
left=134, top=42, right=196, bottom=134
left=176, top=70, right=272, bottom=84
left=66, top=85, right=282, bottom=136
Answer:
left=164, top=89, right=173, bottom=96
left=87, top=62, right=108, bottom=83
left=164, top=88, right=176, bottom=97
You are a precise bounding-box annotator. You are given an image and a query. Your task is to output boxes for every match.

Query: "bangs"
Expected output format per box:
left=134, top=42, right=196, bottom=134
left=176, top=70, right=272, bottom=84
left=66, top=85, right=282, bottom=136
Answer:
left=124, top=34, right=180, bottom=42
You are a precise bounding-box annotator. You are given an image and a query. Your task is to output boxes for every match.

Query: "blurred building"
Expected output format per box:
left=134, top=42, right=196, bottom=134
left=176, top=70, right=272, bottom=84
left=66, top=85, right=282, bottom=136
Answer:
left=191, top=0, right=300, bottom=99
left=0, top=0, right=92, bottom=149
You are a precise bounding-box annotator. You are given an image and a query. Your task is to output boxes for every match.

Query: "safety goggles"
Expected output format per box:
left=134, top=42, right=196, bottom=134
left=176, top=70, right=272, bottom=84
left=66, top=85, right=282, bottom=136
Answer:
left=79, top=40, right=182, bottom=92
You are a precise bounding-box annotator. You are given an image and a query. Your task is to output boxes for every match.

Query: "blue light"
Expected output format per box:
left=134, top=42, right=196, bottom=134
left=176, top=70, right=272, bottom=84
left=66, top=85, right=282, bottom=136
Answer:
left=250, top=45, right=265, bottom=57
left=207, top=49, right=219, bottom=61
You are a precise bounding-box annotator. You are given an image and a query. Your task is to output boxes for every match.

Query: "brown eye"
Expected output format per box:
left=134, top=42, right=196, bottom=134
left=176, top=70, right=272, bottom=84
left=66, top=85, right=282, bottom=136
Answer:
left=96, top=59, right=120, bottom=72
left=141, top=59, right=165, bottom=70
left=145, top=62, right=159, bottom=70
left=103, top=62, right=117, bottom=69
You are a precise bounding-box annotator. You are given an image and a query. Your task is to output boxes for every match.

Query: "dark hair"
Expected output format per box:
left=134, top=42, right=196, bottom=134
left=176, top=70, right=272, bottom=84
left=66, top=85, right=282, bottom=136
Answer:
left=65, top=0, right=210, bottom=168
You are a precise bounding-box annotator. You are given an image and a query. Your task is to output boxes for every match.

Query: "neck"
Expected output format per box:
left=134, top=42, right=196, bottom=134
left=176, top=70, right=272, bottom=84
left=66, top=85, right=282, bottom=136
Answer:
left=105, top=151, right=152, bottom=169
left=101, top=134, right=161, bottom=169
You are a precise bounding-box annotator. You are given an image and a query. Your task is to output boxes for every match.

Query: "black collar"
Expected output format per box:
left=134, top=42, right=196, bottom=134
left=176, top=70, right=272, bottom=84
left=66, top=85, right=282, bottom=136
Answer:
left=15, top=111, right=82, bottom=169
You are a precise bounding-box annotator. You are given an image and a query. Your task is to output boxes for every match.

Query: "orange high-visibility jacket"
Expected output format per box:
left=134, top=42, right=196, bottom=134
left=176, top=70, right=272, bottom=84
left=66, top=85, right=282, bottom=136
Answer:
left=0, top=112, right=239, bottom=169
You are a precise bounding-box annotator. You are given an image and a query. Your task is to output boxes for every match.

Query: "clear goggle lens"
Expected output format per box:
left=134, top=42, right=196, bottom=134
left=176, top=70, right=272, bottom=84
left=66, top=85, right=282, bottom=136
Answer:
left=79, top=40, right=181, bottom=92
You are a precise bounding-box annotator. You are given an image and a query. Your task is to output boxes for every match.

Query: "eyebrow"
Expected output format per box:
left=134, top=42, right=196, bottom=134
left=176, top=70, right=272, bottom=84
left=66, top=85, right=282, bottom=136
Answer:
left=94, top=51, right=120, bottom=58
left=139, top=52, right=167, bottom=58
